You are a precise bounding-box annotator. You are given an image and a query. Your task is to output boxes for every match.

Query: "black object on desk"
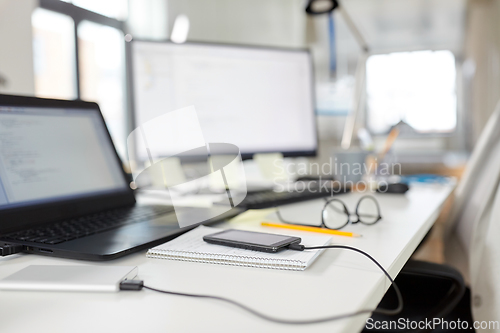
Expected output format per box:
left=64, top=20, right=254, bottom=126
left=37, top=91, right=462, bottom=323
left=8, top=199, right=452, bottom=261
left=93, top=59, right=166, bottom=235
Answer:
left=238, top=183, right=350, bottom=209
left=377, top=183, right=410, bottom=194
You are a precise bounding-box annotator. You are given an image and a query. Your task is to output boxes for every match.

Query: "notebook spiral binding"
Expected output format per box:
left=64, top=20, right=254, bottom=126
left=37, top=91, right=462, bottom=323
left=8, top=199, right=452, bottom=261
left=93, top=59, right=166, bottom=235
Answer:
left=146, top=250, right=306, bottom=270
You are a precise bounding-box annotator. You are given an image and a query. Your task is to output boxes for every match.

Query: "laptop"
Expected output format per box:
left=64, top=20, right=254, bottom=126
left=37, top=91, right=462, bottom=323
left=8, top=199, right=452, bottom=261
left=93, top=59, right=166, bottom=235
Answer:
left=0, top=94, right=242, bottom=260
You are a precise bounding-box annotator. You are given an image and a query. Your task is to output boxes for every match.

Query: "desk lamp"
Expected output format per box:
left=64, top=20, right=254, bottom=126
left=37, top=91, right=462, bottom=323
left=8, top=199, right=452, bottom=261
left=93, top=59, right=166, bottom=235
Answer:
left=305, top=0, right=369, bottom=149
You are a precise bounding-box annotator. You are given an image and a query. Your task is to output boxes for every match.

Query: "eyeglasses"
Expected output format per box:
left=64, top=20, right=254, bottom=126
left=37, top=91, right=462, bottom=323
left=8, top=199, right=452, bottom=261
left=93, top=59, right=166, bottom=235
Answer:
left=276, top=195, right=382, bottom=230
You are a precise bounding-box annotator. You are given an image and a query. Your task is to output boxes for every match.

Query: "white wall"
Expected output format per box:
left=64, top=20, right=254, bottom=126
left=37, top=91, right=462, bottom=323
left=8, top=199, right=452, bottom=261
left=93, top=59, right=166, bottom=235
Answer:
left=166, top=0, right=306, bottom=48
left=0, top=0, right=37, bottom=95
left=128, top=0, right=169, bottom=40
left=463, top=0, right=500, bottom=148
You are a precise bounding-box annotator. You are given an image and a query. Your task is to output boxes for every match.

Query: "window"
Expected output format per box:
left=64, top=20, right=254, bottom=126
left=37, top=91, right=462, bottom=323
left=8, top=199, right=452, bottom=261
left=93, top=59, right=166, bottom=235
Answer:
left=31, top=0, right=128, bottom=159
left=78, top=21, right=126, bottom=156
left=366, top=50, right=457, bottom=134
left=32, top=8, right=77, bottom=100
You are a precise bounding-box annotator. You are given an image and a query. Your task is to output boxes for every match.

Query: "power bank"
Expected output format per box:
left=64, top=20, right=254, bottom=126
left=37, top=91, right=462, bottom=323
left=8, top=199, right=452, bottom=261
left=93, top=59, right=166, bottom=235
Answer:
left=0, top=265, right=138, bottom=292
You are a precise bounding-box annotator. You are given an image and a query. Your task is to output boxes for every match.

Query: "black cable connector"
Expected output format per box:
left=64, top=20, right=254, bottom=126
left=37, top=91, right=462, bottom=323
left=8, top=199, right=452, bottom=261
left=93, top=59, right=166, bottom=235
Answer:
left=0, top=244, right=24, bottom=257
left=287, top=243, right=305, bottom=251
left=120, top=279, right=144, bottom=291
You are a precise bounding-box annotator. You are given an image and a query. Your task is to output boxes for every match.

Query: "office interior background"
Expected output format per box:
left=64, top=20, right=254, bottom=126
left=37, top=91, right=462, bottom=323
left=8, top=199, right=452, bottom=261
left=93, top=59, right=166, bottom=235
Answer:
left=0, top=0, right=498, bottom=263
left=3, top=0, right=500, bottom=331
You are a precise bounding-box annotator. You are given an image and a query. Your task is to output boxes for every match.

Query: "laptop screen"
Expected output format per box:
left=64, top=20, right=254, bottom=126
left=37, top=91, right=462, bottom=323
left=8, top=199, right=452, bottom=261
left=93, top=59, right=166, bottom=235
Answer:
left=0, top=106, right=129, bottom=211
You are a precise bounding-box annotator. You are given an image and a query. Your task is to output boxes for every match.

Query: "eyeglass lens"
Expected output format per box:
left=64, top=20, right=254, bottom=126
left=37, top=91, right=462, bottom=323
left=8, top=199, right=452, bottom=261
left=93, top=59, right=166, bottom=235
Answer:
left=356, top=196, right=380, bottom=224
left=322, top=200, right=349, bottom=229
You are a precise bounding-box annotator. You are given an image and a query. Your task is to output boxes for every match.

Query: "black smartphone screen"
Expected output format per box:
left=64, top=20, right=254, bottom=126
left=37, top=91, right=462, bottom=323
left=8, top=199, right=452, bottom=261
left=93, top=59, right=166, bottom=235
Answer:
left=203, top=229, right=301, bottom=253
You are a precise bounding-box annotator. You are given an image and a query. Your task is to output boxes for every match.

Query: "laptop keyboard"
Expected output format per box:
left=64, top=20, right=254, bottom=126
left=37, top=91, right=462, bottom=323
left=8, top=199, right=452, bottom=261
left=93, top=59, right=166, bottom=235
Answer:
left=5, top=205, right=175, bottom=245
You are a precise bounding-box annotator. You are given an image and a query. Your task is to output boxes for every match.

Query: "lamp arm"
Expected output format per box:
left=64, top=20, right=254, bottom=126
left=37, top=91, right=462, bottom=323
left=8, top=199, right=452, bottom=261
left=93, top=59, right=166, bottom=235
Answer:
left=337, top=3, right=369, bottom=53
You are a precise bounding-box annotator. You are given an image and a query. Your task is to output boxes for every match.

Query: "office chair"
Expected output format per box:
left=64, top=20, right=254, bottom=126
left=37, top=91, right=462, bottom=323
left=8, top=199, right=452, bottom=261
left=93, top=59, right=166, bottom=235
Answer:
left=364, top=101, right=500, bottom=333
left=362, top=260, right=469, bottom=333
left=443, top=100, right=500, bottom=328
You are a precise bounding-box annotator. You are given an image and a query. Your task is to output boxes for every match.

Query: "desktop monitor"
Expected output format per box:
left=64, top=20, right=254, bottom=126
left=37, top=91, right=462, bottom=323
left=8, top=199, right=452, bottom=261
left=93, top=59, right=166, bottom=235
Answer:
left=128, top=40, right=317, bottom=160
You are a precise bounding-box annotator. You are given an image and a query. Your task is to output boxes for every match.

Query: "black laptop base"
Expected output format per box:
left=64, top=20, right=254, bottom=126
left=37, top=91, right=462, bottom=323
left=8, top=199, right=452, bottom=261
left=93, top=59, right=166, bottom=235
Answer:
left=0, top=205, right=242, bottom=261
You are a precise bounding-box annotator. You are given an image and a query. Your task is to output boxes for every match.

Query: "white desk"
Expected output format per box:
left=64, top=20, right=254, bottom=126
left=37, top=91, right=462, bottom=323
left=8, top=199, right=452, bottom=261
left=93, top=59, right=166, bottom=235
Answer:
left=0, top=183, right=454, bottom=333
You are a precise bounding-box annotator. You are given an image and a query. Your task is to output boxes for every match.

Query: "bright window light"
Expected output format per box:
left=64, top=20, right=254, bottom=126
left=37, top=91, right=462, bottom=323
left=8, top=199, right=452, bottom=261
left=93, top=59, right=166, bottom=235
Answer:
left=32, top=8, right=77, bottom=100
left=366, top=50, right=457, bottom=134
left=78, top=20, right=126, bottom=158
left=170, top=15, right=190, bottom=44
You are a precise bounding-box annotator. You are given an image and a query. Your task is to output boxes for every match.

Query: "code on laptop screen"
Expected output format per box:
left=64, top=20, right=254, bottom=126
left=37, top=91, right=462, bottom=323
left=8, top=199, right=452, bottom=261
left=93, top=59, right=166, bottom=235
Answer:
left=0, top=106, right=128, bottom=210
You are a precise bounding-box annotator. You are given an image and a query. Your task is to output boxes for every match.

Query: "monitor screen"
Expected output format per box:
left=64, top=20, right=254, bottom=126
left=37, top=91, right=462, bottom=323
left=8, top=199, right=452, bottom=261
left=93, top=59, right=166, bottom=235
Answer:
left=129, top=41, right=317, bottom=159
left=0, top=106, right=129, bottom=211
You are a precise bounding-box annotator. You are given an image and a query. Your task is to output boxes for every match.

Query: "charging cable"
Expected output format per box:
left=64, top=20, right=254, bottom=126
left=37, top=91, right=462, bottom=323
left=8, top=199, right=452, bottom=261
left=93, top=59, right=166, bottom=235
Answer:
left=120, top=244, right=403, bottom=325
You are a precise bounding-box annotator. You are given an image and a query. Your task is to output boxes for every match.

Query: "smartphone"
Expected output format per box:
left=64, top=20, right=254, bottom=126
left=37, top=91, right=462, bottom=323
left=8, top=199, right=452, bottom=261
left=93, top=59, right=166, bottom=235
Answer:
left=203, top=229, right=301, bottom=253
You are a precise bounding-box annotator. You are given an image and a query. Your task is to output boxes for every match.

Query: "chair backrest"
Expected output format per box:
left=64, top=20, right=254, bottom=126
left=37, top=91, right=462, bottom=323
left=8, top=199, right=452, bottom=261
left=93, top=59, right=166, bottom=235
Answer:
left=443, top=101, right=500, bottom=326
left=445, top=100, right=500, bottom=256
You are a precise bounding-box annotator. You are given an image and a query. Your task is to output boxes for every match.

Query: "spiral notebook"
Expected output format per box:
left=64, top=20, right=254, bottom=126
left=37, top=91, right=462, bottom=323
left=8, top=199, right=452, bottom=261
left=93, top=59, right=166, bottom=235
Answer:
left=146, top=226, right=331, bottom=271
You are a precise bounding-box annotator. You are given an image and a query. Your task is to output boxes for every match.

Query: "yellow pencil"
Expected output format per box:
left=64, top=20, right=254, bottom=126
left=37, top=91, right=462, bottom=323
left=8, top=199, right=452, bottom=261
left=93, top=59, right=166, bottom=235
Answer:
left=261, top=222, right=361, bottom=238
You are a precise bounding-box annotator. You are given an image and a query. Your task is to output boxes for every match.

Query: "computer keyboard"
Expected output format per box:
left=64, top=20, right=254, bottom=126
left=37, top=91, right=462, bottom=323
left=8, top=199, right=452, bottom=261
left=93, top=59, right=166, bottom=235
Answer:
left=237, top=184, right=349, bottom=209
left=5, top=205, right=175, bottom=245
